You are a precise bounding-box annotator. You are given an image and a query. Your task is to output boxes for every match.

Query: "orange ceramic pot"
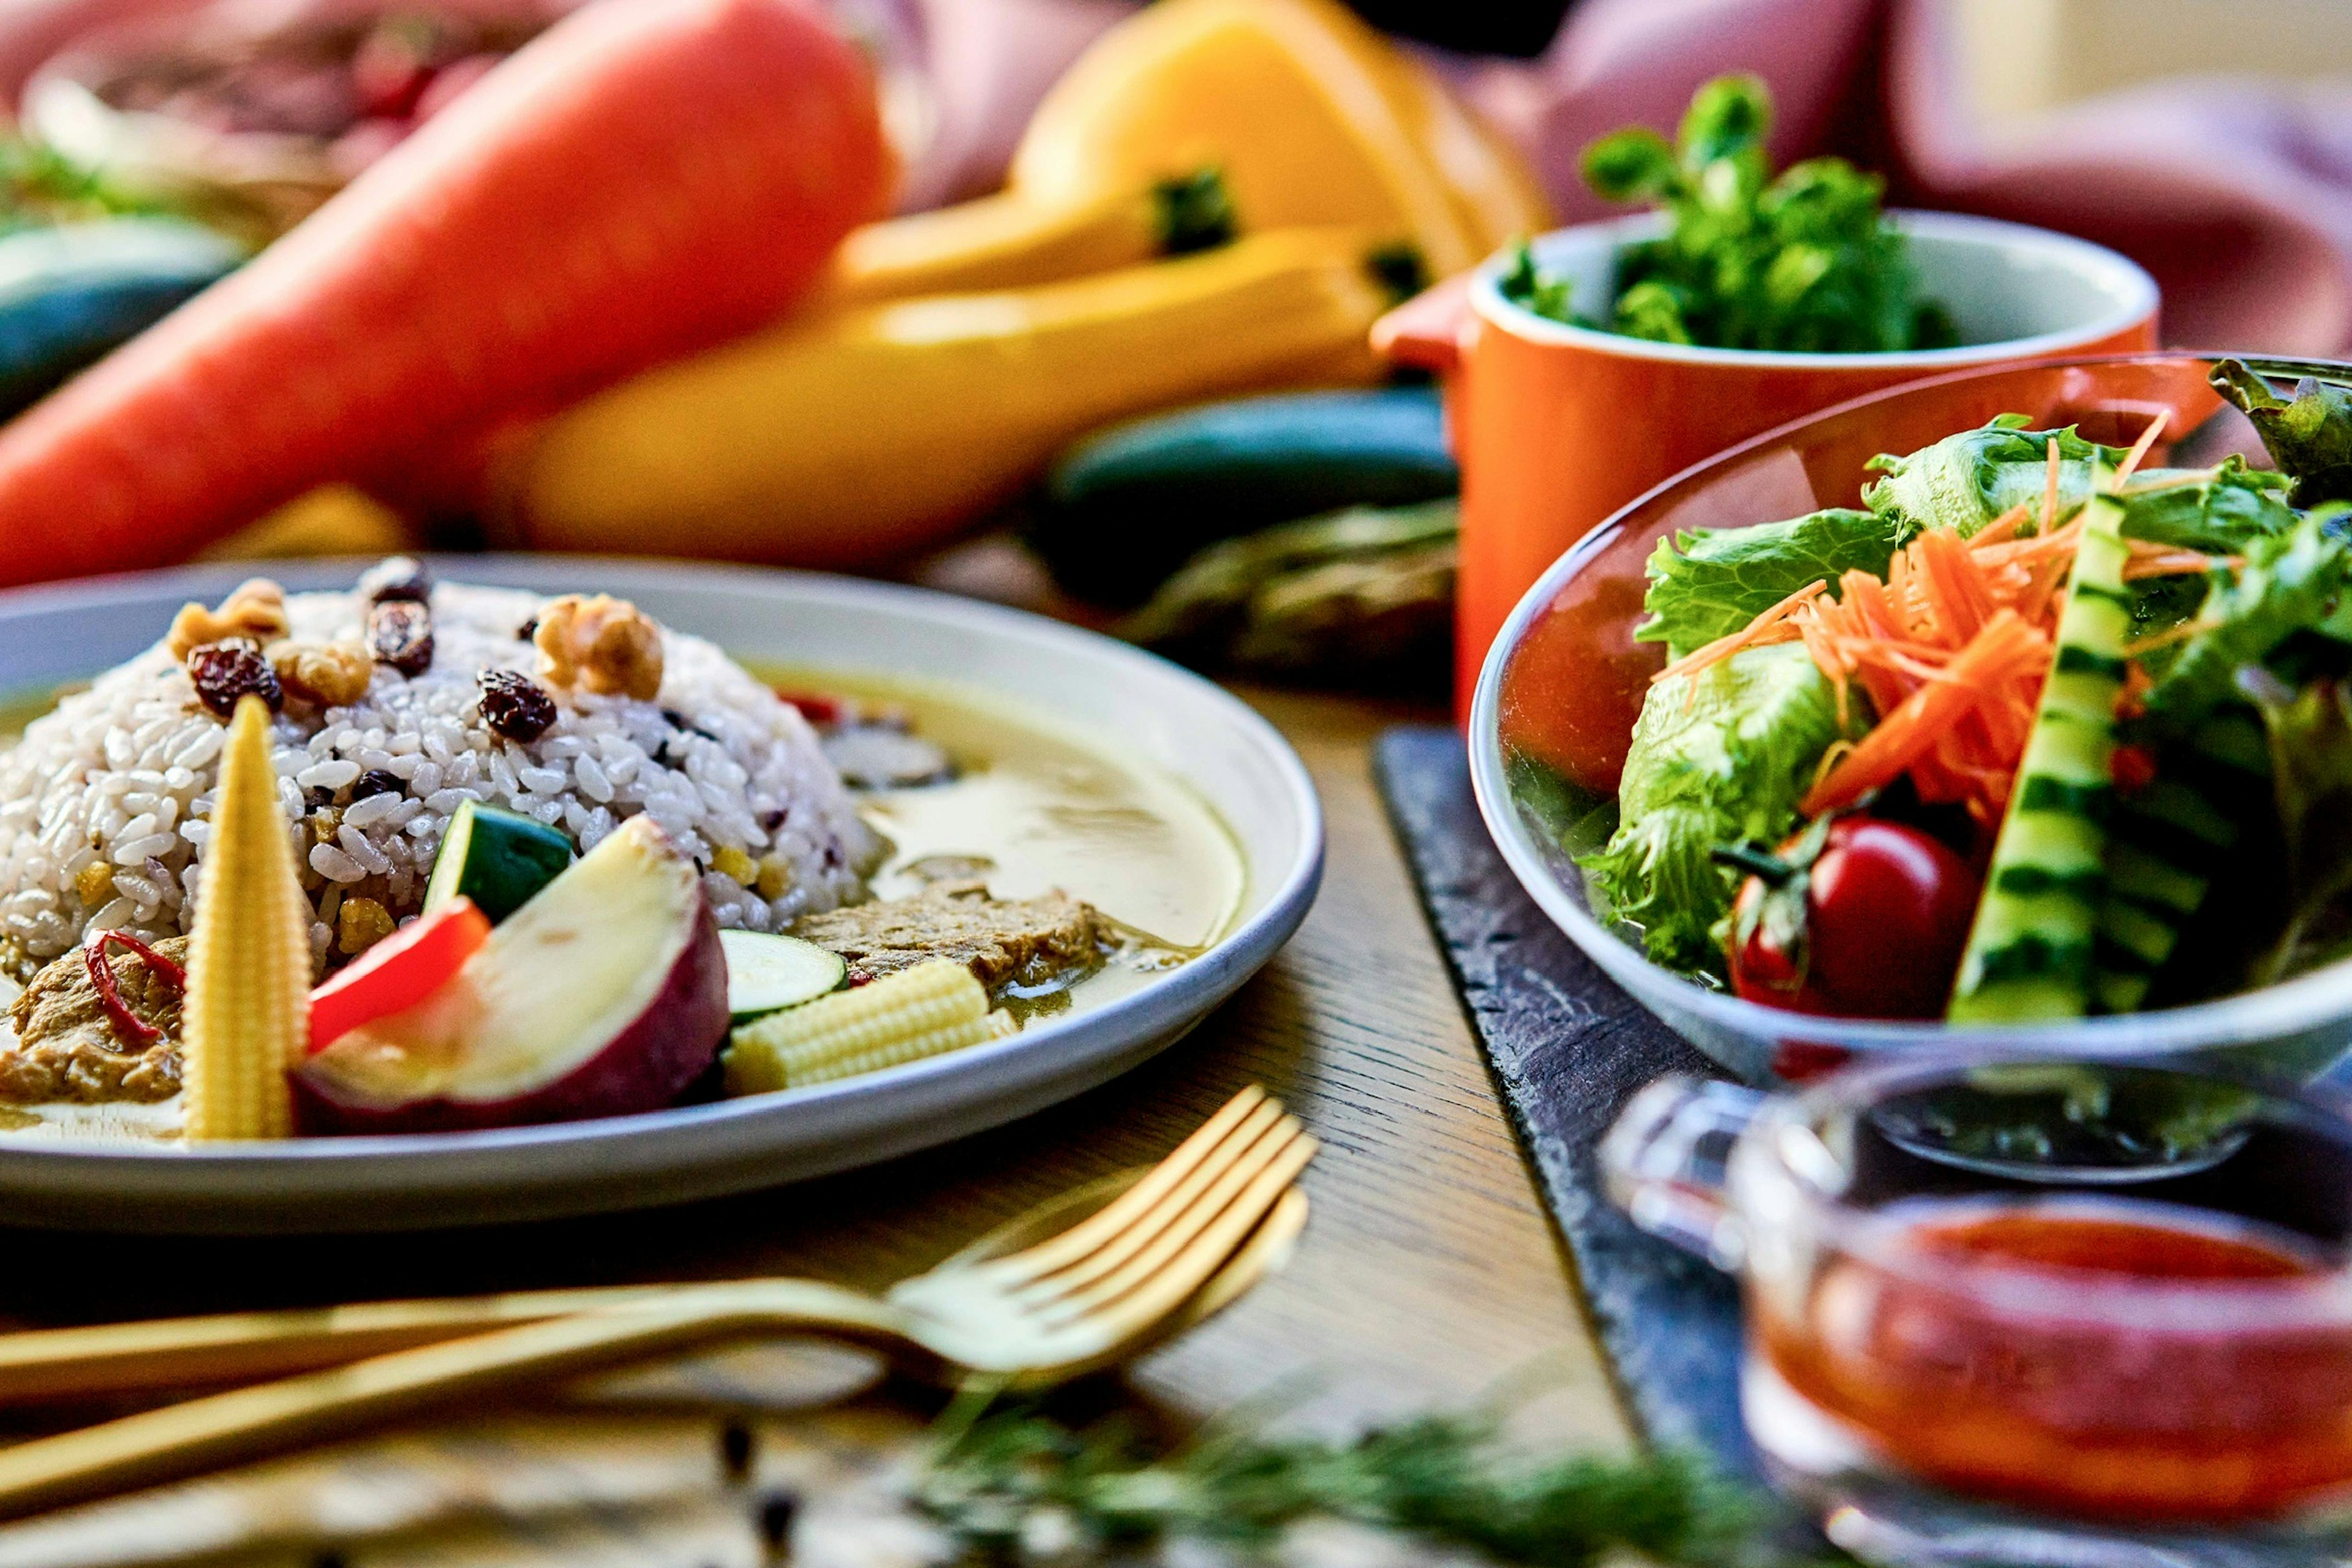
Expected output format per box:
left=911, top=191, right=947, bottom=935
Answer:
left=1372, top=211, right=2161, bottom=717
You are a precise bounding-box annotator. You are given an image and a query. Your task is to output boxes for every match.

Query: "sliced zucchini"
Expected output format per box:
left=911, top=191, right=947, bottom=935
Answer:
left=1948, top=486, right=2133, bottom=1023
left=719, top=929, right=848, bottom=1020
left=422, top=801, right=575, bottom=924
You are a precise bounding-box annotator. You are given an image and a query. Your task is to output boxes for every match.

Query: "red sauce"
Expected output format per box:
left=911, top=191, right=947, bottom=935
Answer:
left=1757, top=1199, right=2352, bottom=1523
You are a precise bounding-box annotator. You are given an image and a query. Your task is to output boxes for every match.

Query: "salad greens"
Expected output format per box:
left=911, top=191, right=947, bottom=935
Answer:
left=1632, top=422, right=2291, bottom=668
left=1636, top=508, right=1905, bottom=660
left=1499, top=75, right=1956, bottom=355
left=1859, top=413, right=2295, bottom=556
left=1575, top=362, right=2352, bottom=1013
left=1581, top=643, right=1845, bottom=974
left=2212, top=360, right=2352, bottom=507
left=2139, top=510, right=2352, bottom=725
left=2250, top=677, right=2352, bottom=982
left=1861, top=415, right=2122, bottom=537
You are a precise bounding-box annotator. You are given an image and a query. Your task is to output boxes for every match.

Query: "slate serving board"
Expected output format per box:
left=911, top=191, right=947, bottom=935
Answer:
left=1370, top=724, right=1756, bottom=1477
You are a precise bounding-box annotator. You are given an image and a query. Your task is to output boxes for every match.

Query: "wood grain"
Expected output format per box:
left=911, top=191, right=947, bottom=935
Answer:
left=0, top=690, right=1629, bottom=1453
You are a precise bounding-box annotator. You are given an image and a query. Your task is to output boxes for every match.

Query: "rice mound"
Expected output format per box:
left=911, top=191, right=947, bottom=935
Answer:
left=0, top=581, right=876, bottom=981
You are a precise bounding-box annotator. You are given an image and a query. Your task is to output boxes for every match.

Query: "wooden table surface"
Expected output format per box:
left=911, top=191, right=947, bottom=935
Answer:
left=0, top=686, right=1631, bottom=1488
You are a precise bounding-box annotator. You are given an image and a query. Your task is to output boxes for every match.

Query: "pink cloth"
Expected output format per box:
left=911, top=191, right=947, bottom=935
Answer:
left=1882, top=0, right=2352, bottom=353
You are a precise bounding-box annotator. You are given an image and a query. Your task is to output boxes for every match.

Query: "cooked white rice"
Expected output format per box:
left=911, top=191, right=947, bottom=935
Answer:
left=0, top=581, right=876, bottom=979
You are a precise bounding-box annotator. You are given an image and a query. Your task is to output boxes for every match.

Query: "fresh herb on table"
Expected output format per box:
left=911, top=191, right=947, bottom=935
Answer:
left=918, top=1402, right=1849, bottom=1566
left=1499, top=75, right=1956, bottom=355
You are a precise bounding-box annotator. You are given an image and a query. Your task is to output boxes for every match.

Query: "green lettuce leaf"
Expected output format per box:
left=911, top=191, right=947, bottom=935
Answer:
left=1578, top=643, right=1844, bottom=974
left=2212, top=359, right=2352, bottom=507
left=1862, top=415, right=2125, bottom=537
left=2117, top=456, right=2296, bottom=554
left=2142, top=512, right=2352, bottom=728
left=2111, top=459, right=2299, bottom=654
left=1635, top=507, right=1908, bottom=660
left=2250, top=678, right=2352, bottom=985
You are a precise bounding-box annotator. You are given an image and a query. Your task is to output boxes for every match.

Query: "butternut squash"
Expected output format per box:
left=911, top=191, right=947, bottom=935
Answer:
left=500, top=229, right=1394, bottom=567
left=832, top=0, right=1545, bottom=304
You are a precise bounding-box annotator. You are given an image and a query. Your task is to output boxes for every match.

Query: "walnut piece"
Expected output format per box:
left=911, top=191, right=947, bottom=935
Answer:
left=270, top=639, right=373, bottom=709
left=167, top=579, right=288, bottom=662
left=533, top=594, right=664, bottom=701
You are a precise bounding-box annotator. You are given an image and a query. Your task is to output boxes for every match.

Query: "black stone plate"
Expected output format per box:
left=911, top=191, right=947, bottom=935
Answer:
left=1371, top=724, right=1754, bottom=1477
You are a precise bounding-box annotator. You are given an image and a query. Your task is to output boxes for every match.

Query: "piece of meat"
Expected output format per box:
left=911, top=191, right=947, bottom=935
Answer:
left=791, top=881, right=1106, bottom=992
left=0, top=937, right=188, bottom=1104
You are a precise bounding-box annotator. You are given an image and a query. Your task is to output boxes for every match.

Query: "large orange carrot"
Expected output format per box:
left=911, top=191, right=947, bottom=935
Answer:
left=0, top=0, right=890, bottom=584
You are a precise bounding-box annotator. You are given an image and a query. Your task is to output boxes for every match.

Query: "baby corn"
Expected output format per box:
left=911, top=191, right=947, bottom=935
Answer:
left=723, top=959, right=1014, bottom=1092
left=182, top=696, right=310, bottom=1140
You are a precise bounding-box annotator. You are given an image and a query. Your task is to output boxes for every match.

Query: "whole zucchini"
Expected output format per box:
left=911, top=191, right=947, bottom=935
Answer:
left=0, top=218, right=242, bottom=419
left=1030, top=385, right=1457, bottom=606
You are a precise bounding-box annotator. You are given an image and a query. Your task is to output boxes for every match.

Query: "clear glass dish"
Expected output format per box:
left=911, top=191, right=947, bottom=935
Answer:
left=1604, top=1054, right=2352, bottom=1567
left=1468, top=353, right=2352, bottom=1083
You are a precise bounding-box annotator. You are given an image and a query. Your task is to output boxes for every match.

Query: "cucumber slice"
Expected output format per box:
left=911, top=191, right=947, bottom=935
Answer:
left=423, top=801, right=575, bottom=924
left=719, top=929, right=848, bottom=1019
left=1948, top=484, right=2132, bottom=1023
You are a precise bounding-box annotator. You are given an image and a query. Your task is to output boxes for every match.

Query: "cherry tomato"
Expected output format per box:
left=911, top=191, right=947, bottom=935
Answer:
left=1728, top=816, right=1978, bottom=1020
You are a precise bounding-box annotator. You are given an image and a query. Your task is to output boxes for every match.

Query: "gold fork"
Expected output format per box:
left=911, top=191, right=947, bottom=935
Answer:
left=0, top=1086, right=1313, bottom=1520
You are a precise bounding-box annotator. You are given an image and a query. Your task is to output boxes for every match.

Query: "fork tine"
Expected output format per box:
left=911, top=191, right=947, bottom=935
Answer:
left=1028, top=1113, right=1307, bottom=1311
left=986, top=1088, right=1277, bottom=1286
left=1052, top=1134, right=1318, bottom=1339
left=990, top=1098, right=1284, bottom=1294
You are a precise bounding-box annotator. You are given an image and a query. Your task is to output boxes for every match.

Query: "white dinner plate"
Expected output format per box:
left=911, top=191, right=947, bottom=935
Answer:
left=0, top=557, right=1323, bottom=1232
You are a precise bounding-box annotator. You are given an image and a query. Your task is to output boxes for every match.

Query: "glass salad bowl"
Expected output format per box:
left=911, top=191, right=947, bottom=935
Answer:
left=1468, top=352, right=2352, bottom=1084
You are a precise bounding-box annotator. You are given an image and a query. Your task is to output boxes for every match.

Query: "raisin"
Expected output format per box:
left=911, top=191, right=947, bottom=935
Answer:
left=186, top=639, right=282, bottom=718
left=356, top=556, right=432, bottom=604
left=350, top=769, right=404, bottom=801
left=478, top=668, right=556, bottom=742
left=368, top=600, right=434, bottom=677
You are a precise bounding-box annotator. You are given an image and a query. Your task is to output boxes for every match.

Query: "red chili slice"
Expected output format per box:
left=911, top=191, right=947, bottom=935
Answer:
left=83, top=930, right=187, bottom=1047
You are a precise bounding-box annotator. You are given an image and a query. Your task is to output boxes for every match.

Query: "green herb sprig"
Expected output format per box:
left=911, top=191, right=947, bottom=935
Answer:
left=1501, top=75, right=1956, bottom=355
left=917, top=1401, right=1850, bottom=1566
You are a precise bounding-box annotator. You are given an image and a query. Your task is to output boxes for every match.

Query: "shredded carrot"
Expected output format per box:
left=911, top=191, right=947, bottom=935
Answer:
left=2120, top=618, right=2216, bottom=657
left=1801, top=610, right=2051, bottom=817
left=1971, top=502, right=2035, bottom=548
left=2116, top=660, right=2154, bottom=720
left=2117, top=467, right=2218, bottom=498
left=1657, top=423, right=2233, bottom=827
left=1651, top=579, right=1825, bottom=687
left=2112, top=410, right=2169, bottom=488
left=2122, top=543, right=2239, bottom=581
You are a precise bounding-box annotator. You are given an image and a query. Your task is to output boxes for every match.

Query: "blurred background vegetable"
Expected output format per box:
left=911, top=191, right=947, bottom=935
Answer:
left=0, top=214, right=236, bottom=418
left=0, top=0, right=892, bottom=587
left=1030, top=385, right=1456, bottom=607
left=500, top=228, right=1401, bottom=567
left=1120, top=497, right=1457, bottom=689
left=833, top=0, right=1541, bottom=308
left=21, top=4, right=559, bottom=245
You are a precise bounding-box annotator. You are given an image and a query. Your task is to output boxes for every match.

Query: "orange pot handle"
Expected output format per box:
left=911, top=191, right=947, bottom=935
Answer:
left=1372, top=271, right=1476, bottom=375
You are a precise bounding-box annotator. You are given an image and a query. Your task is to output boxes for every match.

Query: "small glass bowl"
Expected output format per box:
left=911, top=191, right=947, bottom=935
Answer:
left=1467, top=352, right=2352, bottom=1083
left=1603, top=1054, right=2352, bottom=1566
